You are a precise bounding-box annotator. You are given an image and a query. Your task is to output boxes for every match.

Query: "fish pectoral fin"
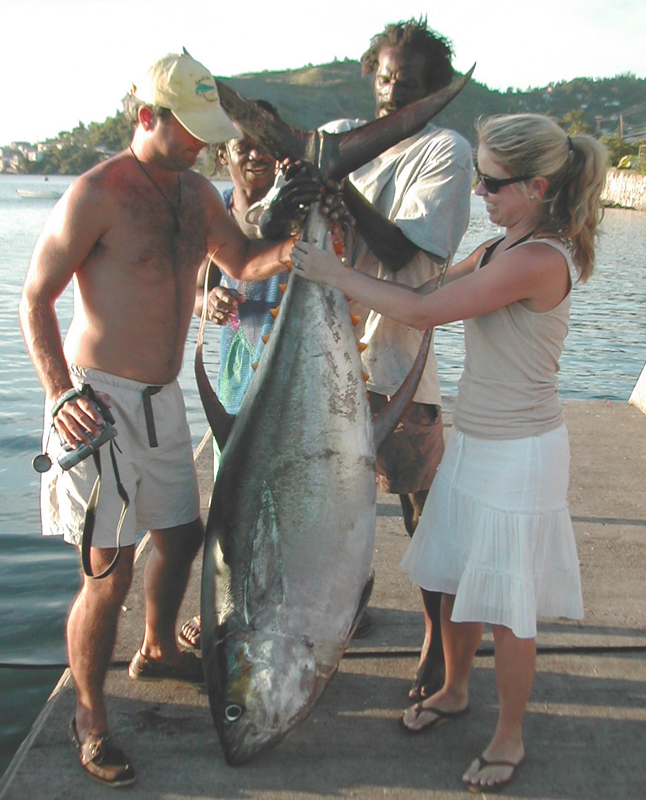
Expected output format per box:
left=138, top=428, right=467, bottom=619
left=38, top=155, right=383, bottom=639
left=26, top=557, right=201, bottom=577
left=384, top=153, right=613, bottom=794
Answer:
left=349, top=572, right=375, bottom=637
left=244, top=482, right=285, bottom=623
left=372, top=329, right=433, bottom=451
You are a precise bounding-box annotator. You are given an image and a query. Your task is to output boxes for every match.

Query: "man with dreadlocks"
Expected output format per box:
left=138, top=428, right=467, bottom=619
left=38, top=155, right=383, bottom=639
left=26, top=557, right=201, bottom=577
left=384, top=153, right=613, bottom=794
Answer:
left=310, top=18, right=473, bottom=698
left=259, top=16, right=473, bottom=702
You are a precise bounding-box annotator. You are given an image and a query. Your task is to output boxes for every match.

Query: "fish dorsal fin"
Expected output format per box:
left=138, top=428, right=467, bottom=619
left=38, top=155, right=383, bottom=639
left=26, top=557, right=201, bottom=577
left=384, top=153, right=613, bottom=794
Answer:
left=372, top=261, right=450, bottom=450
left=195, top=255, right=235, bottom=451
left=244, top=482, right=285, bottom=624
left=372, top=328, right=433, bottom=450
left=215, top=81, right=313, bottom=164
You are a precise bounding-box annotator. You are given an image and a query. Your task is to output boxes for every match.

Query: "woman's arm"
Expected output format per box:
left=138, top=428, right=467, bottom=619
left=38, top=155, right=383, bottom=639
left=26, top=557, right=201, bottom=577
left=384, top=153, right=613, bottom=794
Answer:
left=291, top=233, right=566, bottom=329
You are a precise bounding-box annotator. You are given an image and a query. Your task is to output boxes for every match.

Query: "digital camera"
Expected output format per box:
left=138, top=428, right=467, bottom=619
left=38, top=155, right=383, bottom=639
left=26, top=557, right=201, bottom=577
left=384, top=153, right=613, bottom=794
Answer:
left=57, top=386, right=118, bottom=471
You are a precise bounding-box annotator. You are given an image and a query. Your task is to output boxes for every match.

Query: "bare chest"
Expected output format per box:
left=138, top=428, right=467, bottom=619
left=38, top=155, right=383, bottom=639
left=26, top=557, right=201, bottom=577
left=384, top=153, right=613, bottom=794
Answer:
left=113, top=181, right=209, bottom=280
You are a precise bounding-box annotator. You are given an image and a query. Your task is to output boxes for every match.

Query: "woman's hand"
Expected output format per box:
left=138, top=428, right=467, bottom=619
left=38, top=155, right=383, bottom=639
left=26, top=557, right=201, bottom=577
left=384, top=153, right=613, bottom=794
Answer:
left=291, top=232, right=347, bottom=287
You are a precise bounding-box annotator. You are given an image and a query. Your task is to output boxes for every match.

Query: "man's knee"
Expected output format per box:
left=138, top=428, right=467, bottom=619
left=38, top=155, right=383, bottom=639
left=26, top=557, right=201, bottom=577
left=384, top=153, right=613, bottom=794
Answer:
left=150, top=518, right=204, bottom=562
left=79, top=545, right=135, bottom=606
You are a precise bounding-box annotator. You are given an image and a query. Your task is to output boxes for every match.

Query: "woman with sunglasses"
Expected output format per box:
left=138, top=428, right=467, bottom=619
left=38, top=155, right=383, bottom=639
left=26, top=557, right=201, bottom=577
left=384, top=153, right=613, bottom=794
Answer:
left=290, top=113, right=607, bottom=793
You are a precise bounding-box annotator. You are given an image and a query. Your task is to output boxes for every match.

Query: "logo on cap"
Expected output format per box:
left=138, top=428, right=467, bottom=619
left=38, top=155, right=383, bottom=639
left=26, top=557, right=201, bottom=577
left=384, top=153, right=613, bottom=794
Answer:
left=195, top=81, right=216, bottom=102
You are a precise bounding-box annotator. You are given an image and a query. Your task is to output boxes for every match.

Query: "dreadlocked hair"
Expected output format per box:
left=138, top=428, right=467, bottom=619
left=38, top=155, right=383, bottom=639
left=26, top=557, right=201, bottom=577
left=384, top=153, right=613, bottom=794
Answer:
left=360, top=16, right=454, bottom=93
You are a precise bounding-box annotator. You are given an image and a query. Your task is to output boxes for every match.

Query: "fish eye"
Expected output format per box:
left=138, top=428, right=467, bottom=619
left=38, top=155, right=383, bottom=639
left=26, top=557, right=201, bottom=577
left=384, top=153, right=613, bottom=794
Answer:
left=225, top=703, right=245, bottom=722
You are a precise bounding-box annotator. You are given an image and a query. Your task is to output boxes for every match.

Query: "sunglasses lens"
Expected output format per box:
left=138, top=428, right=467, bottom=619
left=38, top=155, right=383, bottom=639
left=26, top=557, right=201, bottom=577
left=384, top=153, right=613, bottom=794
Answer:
left=483, top=176, right=499, bottom=193
left=476, top=169, right=499, bottom=193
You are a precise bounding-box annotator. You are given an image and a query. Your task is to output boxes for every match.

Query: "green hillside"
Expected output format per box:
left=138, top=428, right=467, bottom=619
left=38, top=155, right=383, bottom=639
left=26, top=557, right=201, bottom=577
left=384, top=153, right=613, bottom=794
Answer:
left=5, top=60, right=645, bottom=175
left=217, top=60, right=646, bottom=144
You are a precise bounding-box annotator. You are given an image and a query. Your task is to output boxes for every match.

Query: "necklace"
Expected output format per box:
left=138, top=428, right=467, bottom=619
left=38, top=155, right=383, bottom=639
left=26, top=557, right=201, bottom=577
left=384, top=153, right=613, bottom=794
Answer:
left=129, top=146, right=181, bottom=233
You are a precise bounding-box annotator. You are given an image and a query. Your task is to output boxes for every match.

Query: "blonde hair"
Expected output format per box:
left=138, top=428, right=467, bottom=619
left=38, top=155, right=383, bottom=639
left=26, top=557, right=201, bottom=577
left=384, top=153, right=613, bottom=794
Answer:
left=477, top=114, right=608, bottom=281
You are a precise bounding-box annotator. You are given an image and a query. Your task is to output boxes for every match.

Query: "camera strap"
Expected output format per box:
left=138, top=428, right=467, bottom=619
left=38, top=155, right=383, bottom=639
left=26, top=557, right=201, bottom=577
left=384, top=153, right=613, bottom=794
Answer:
left=81, top=440, right=130, bottom=579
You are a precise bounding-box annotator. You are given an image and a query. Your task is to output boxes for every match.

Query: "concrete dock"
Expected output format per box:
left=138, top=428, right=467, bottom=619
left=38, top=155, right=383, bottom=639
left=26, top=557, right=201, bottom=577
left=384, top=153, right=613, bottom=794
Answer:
left=1, top=399, right=645, bottom=799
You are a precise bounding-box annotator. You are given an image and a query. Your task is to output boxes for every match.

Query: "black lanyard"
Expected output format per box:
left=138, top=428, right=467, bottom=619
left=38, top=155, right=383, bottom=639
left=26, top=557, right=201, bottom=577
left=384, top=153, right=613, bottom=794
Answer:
left=81, top=441, right=130, bottom=579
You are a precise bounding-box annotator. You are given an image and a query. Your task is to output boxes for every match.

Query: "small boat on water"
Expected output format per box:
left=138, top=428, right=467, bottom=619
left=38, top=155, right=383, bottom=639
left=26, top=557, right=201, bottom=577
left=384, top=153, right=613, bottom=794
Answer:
left=16, top=189, right=62, bottom=200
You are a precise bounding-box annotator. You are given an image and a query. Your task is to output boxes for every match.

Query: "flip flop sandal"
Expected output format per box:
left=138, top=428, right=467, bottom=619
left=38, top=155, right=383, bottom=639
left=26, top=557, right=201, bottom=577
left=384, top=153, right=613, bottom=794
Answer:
left=128, top=649, right=204, bottom=684
left=464, top=753, right=525, bottom=794
left=400, top=702, right=469, bottom=734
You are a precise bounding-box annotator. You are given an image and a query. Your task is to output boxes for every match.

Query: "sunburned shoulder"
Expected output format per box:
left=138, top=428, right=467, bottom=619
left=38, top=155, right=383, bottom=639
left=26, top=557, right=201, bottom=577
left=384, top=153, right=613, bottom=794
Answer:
left=65, top=157, right=217, bottom=206
left=62, top=151, right=135, bottom=206
left=182, top=169, right=220, bottom=198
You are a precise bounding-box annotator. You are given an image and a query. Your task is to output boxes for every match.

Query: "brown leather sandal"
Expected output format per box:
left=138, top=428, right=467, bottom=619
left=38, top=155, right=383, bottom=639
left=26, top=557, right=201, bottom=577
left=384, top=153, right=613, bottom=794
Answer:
left=69, top=717, right=136, bottom=787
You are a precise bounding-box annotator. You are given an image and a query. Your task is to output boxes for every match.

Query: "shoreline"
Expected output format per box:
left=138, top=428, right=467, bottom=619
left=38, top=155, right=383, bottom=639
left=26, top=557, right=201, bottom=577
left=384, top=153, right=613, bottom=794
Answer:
left=601, top=167, right=646, bottom=211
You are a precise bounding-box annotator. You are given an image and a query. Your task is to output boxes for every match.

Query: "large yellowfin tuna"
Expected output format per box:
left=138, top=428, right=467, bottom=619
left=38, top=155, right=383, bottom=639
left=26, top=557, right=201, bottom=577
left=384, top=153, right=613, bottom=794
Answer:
left=197, top=69, right=473, bottom=765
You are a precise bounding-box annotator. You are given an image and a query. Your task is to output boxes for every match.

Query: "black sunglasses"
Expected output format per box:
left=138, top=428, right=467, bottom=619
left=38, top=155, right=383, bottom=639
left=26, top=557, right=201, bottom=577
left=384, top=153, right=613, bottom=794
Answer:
left=475, top=165, right=533, bottom=194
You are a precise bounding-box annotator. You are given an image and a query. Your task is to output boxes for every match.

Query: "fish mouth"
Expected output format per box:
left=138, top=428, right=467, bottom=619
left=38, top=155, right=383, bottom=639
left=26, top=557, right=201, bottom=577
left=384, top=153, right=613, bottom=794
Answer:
left=220, top=716, right=287, bottom=766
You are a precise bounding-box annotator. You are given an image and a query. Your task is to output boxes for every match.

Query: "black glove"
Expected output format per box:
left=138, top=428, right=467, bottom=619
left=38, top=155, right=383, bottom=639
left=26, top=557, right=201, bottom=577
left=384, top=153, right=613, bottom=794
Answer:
left=259, top=160, right=323, bottom=239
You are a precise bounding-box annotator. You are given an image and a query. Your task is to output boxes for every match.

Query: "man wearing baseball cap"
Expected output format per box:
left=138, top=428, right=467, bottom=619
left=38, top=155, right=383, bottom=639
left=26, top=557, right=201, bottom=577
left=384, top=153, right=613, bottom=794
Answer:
left=132, top=49, right=240, bottom=145
left=20, top=49, right=295, bottom=788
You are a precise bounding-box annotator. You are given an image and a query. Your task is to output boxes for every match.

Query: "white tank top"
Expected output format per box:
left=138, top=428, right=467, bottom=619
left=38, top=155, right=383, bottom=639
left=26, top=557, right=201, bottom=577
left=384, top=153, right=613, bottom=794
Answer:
left=454, top=237, right=576, bottom=439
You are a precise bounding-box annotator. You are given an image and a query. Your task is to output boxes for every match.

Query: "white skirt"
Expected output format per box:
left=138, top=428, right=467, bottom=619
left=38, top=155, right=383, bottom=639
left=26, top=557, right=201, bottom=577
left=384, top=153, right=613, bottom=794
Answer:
left=401, top=425, right=584, bottom=638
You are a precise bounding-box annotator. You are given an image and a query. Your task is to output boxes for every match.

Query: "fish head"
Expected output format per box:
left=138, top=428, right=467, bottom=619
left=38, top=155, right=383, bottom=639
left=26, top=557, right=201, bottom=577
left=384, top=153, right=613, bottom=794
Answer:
left=213, top=629, right=320, bottom=765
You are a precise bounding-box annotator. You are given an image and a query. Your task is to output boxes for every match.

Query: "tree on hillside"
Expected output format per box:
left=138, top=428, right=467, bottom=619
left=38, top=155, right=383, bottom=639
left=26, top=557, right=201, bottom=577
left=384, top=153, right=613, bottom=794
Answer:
left=87, top=112, right=132, bottom=151
left=600, top=134, right=640, bottom=166
left=561, top=109, right=594, bottom=135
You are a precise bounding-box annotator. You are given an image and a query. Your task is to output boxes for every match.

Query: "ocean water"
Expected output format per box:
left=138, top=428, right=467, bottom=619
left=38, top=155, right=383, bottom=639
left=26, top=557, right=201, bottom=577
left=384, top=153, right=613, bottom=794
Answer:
left=0, top=173, right=645, bottom=779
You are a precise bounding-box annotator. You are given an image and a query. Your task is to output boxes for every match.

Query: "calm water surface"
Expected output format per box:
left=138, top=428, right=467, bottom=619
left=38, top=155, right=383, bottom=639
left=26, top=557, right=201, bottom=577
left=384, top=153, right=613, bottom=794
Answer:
left=0, top=173, right=645, bottom=778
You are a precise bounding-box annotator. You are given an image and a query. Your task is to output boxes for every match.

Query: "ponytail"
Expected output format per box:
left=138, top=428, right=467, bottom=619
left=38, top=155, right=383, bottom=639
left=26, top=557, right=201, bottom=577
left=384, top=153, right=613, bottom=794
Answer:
left=546, top=134, right=607, bottom=281
left=477, top=114, right=608, bottom=281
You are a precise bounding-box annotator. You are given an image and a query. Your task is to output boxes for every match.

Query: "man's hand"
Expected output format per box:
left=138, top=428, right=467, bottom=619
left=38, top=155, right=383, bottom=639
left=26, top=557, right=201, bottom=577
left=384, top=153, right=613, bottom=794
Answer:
left=320, top=179, right=355, bottom=228
left=260, top=161, right=355, bottom=240
left=206, top=286, right=244, bottom=325
left=259, top=160, right=322, bottom=239
left=53, top=390, right=112, bottom=448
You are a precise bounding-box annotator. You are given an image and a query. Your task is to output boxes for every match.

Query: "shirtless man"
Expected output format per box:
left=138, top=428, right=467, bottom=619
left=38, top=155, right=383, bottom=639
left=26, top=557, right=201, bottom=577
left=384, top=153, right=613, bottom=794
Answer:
left=19, top=51, right=292, bottom=788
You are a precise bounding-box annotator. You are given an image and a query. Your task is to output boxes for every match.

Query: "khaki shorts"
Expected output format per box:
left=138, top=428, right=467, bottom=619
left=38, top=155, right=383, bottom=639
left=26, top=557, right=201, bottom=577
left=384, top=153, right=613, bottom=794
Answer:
left=369, top=392, right=445, bottom=495
left=41, top=366, right=200, bottom=548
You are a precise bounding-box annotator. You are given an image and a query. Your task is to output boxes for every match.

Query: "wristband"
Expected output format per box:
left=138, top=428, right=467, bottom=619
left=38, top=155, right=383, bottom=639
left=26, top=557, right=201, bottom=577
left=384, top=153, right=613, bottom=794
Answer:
left=51, top=387, right=83, bottom=419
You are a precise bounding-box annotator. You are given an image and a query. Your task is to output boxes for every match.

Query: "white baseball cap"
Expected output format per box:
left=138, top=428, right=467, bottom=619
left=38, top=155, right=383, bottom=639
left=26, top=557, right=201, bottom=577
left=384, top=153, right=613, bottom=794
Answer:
left=133, top=50, right=239, bottom=144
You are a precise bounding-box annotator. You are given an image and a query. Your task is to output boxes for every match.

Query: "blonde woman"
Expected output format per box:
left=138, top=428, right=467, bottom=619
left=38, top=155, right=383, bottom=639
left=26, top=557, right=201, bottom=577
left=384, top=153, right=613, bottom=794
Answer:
left=291, top=114, right=607, bottom=793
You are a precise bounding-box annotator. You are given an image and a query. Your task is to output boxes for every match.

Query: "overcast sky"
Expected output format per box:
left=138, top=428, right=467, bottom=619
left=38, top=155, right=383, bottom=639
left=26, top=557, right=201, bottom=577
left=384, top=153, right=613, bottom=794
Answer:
left=3, top=0, right=645, bottom=146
